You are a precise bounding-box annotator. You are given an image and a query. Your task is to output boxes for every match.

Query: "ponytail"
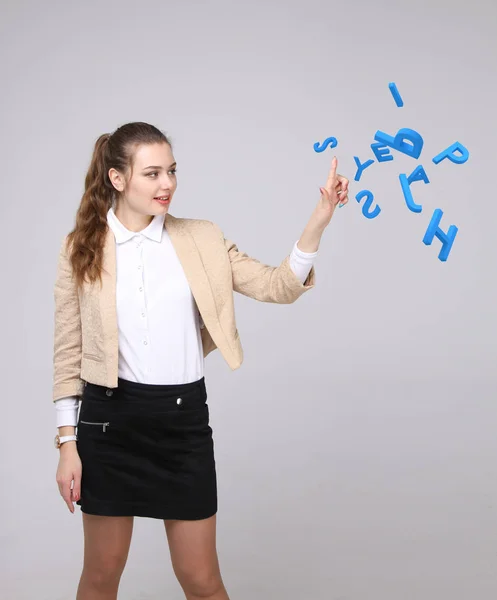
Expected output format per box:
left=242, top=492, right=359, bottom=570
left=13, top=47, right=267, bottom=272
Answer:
left=65, top=122, right=171, bottom=290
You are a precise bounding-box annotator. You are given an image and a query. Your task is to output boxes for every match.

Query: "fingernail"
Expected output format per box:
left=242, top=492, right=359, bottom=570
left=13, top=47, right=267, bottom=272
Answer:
left=339, top=203, right=344, bottom=208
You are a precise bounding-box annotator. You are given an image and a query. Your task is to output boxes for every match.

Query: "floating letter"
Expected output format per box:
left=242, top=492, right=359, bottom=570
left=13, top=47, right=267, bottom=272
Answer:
left=356, top=190, right=381, bottom=219
left=371, top=142, right=393, bottom=163
left=354, top=156, right=374, bottom=182
left=314, top=137, right=338, bottom=153
left=432, top=142, right=469, bottom=165
left=407, top=165, right=430, bottom=185
left=422, top=208, right=458, bottom=261
left=388, top=82, right=404, bottom=107
left=399, top=165, right=430, bottom=213
left=374, top=128, right=424, bottom=160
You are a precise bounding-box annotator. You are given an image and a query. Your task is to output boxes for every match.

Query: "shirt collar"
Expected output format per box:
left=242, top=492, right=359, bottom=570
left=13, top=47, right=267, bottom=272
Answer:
left=107, top=206, right=165, bottom=244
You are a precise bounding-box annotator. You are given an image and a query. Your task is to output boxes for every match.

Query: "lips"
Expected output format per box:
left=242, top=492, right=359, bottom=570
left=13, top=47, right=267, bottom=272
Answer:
left=154, top=196, right=170, bottom=204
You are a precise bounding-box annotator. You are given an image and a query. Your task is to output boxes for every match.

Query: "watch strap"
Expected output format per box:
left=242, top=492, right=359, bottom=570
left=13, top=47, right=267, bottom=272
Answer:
left=55, top=434, right=78, bottom=448
left=60, top=435, right=78, bottom=444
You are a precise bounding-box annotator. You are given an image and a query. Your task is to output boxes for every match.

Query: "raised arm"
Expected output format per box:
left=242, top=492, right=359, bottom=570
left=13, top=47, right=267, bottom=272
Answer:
left=211, top=222, right=316, bottom=304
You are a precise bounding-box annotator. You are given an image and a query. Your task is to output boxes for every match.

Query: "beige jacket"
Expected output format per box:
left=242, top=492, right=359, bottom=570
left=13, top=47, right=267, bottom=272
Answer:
left=53, top=214, right=316, bottom=401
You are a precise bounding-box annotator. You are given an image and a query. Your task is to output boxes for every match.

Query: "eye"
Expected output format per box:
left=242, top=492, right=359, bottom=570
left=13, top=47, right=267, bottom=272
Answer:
left=147, top=169, right=177, bottom=178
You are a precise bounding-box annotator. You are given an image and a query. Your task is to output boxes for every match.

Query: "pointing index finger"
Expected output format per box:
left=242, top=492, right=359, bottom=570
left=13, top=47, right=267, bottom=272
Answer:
left=326, top=156, right=338, bottom=189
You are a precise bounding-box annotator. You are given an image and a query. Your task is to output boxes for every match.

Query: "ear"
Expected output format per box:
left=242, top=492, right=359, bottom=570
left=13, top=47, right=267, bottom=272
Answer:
left=108, top=167, right=125, bottom=192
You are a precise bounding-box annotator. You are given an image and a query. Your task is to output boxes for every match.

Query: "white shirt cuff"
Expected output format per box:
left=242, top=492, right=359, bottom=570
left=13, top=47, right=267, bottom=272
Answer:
left=54, top=396, right=80, bottom=428
left=289, top=240, right=318, bottom=284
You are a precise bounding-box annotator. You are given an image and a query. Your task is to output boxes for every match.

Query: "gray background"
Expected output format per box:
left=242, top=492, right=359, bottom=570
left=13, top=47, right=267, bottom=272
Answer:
left=1, top=0, right=496, bottom=598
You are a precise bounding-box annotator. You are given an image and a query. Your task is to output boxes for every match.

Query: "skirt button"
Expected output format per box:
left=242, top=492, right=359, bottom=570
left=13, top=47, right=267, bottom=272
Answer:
left=176, top=397, right=182, bottom=405
left=106, top=389, right=113, bottom=396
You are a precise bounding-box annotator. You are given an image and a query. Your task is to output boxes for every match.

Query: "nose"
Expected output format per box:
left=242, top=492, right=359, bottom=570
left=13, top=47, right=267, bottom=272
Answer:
left=161, top=173, right=175, bottom=188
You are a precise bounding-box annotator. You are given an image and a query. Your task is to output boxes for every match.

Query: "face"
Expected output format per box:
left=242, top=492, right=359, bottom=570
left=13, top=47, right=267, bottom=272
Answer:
left=109, top=142, right=177, bottom=217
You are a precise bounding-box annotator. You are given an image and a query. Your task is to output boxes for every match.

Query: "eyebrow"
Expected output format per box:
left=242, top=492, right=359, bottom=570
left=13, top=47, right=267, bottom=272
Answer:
left=142, top=162, right=177, bottom=170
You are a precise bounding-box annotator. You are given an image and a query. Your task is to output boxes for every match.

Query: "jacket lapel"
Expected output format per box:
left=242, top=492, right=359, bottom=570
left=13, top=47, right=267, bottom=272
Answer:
left=164, top=213, right=218, bottom=328
left=100, top=227, right=118, bottom=367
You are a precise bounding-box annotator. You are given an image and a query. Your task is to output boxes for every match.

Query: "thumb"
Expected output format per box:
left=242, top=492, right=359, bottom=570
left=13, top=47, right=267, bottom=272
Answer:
left=72, top=471, right=82, bottom=502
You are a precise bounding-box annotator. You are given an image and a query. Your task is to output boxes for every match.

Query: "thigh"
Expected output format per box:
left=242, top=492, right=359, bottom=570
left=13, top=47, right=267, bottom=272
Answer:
left=82, top=513, right=134, bottom=573
left=164, top=515, right=221, bottom=581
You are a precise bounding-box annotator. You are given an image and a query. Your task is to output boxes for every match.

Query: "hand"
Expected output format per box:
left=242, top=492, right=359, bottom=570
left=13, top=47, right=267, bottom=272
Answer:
left=315, top=156, right=350, bottom=229
left=56, top=445, right=82, bottom=513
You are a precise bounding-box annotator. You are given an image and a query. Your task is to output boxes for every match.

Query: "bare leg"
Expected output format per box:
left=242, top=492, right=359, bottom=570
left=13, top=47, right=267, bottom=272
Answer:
left=164, top=514, right=229, bottom=600
left=76, top=514, right=134, bottom=600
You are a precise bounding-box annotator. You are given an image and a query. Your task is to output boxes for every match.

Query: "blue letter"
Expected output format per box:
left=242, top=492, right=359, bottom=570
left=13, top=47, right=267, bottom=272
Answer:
left=388, top=82, right=404, bottom=107
left=422, top=208, right=458, bottom=261
left=399, top=165, right=430, bottom=213
left=432, top=142, right=469, bottom=165
left=356, top=190, right=381, bottom=219
left=314, top=136, right=338, bottom=153
left=399, top=175, right=422, bottom=213
left=374, top=128, right=424, bottom=159
left=354, top=156, right=374, bottom=182
left=407, top=165, right=430, bottom=185
left=371, top=142, right=393, bottom=163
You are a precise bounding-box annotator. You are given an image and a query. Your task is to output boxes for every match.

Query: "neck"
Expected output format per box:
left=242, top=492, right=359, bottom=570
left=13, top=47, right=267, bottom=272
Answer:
left=114, top=203, right=154, bottom=232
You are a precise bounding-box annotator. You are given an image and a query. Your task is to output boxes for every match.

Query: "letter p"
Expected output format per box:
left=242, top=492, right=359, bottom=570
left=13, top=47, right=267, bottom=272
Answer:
left=432, top=142, right=469, bottom=165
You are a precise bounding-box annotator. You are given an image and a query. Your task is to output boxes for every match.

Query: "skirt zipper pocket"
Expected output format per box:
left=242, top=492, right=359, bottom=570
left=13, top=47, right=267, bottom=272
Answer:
left=80, top=420, right=110, bottom=432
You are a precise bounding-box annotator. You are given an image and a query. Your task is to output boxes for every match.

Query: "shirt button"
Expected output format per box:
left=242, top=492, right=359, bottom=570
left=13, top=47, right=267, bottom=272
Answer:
left=143, top=340, right=148, bottom=345
left=176, top=398, right=183, bottom=405
left=139, top=286, right=143, bottom=292
left=141, top=312, right=146, bottom=318
left=138, top=265, right=142, bottom=270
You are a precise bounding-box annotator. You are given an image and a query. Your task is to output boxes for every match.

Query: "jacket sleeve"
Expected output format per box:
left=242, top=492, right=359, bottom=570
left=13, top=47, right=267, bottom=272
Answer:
left=53, top=236, right=84, bottom=402
left=211, top=222, right=316, bottom=304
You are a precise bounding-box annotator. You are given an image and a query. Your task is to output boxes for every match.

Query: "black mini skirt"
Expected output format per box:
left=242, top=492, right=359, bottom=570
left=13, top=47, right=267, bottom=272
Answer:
left=75, top=376, right=217, bottom=520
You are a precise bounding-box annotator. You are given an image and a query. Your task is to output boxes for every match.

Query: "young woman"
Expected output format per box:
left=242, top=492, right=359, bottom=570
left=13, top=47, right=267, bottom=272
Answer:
left=53, top=121, right=349, bottom=600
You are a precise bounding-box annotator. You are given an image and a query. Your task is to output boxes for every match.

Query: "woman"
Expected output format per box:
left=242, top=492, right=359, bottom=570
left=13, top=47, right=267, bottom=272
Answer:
left=53, top=121, right=349, bottom=600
